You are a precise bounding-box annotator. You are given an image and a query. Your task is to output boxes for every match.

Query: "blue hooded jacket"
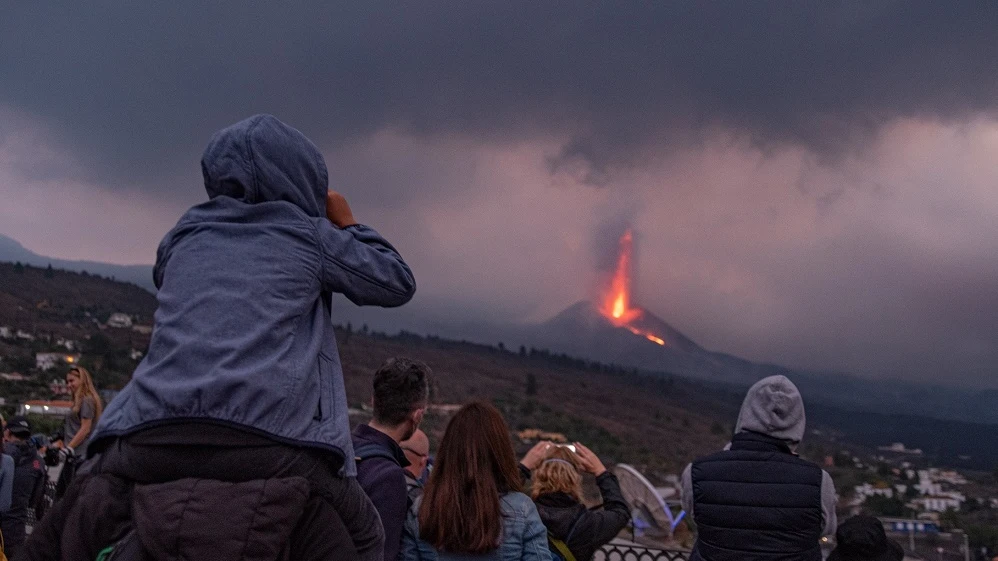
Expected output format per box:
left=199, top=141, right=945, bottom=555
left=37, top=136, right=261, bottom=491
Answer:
left=92, top=115, right=416, bottom=475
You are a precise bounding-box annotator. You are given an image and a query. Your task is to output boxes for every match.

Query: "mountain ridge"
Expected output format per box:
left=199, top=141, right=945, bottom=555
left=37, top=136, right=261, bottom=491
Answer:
left=0, top=233, right=155, bottom=293
left=522, top=299, right=998, bottom=426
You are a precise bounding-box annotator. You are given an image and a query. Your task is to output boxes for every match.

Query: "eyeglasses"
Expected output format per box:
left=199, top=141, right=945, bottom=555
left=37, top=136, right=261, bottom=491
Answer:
left=401, top=447, right=428, bottom=459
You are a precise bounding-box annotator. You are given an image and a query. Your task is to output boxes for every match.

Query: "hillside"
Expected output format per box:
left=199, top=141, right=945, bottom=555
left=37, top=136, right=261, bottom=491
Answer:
left=516, top=300, right=998, bottom=427
left=0, top=261, right=157, bottom=326
left=338, top=330, right=741, bottom=476
left=4, top=262, right=998, bottom=475
left=0, top=261, right=157, bottom=394
left=0, top=234, right=155, bottom=293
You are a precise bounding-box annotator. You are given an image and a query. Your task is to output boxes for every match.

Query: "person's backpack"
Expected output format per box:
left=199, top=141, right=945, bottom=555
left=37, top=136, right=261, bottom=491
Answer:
left=547, top=510, right=585, bottom=561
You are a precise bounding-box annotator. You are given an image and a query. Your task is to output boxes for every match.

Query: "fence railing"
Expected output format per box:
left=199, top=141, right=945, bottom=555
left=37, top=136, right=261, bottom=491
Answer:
left=595, top=543, right=691, bottom=561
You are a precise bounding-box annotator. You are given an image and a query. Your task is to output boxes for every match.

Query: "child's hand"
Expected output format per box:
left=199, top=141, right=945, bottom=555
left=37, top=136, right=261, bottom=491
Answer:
left=326, top=190, right=358, bottom=228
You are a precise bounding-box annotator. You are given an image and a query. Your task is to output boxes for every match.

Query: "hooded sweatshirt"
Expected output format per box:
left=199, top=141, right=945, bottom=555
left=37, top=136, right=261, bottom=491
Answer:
left=92, top=115, right=416, bottom=475
left=681, top=375, right=837, bottom=559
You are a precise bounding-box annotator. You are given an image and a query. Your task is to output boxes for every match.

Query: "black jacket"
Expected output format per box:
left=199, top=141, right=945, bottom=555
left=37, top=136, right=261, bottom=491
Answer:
left=352, top=425, right=410, bottom=561
left=534, top=471, right=630, bottom=561
left=1, top=441, right=46, bottom=556
left=689, top=431, right=824, bottom=561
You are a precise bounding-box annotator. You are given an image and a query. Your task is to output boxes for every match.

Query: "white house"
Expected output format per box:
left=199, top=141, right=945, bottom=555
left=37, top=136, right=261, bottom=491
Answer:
left=132, top=325, right=153, bottom=335
left=49, top=379, right=69, bottom=396
left=55, top=337, right=77, bottom=351
left=107, top=313, right=133, bottom=328
left=936, top=471, right=967, bottom=485
left=16, top=330, right=35, bottom=342
left=855, top=483, right=895, bottom=500
left=35, top=352, right=81, bottom=371
left=0, top=326, right=12, bottom=339
left=130, top=348, right=144, bottom=361
left=913, top=495, right=963, bottom=513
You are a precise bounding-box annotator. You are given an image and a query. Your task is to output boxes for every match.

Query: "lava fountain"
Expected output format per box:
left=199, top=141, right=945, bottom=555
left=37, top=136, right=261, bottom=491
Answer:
left=600, top=229, right=667, bottom=346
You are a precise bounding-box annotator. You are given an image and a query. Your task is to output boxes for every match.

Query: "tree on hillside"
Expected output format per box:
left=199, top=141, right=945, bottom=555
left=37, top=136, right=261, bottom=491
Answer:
left=525, top=373, right=537, bottom=396
left=863, top=495, right=908, bottom=518
left=45, top=264, right=54, bottom=278
left=13, top=261, right=24, bottom=274
left=86, top=332, right=113, bottom=356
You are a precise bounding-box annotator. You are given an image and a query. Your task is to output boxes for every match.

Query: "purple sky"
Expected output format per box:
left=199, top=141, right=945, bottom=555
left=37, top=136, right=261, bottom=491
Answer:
left=2, top=3, right=997, bottom=386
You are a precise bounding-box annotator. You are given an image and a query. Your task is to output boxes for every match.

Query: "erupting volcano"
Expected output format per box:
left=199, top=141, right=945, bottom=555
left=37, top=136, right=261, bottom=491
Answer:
left=600, top=229, right=667, bottom=346
left=533, top=227, right=746, bottom=384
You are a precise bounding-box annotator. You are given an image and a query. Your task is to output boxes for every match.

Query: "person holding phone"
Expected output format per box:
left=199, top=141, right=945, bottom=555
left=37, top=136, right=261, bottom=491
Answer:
left=525, top=442, right=630, bottom=561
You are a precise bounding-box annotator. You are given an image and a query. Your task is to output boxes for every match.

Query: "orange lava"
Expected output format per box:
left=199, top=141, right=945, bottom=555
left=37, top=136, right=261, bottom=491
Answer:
left=600, top=229, right=667, bottom=346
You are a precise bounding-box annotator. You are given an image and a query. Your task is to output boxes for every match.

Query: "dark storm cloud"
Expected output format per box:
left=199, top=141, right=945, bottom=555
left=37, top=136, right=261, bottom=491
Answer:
left=2, top=1, right=998, bottom=188
left=3, top=2, right=998, bottom=389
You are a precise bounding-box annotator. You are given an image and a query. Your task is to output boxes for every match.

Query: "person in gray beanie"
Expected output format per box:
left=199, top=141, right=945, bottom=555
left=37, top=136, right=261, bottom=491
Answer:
left=680, top=375, right=837, bottom=561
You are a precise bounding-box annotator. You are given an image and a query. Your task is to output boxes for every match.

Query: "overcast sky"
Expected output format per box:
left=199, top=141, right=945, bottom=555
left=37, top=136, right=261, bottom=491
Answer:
left=2, top=2, right=997, bottom=386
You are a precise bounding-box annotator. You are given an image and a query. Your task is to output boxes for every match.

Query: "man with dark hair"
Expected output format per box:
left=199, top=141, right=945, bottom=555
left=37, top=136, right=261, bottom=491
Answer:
left=353, top=357, right=431, bottom=561
left=1, top=416, right=46, bottom=558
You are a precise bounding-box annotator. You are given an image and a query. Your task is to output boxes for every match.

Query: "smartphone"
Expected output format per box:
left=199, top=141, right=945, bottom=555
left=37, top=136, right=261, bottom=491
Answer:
left=557, top=444, right=577, bottom=453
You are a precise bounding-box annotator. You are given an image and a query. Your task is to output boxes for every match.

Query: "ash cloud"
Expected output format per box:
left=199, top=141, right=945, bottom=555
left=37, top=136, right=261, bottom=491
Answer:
left=3, top=3, right=998, bottom=388
left=2, top=2, right=998, bottom=188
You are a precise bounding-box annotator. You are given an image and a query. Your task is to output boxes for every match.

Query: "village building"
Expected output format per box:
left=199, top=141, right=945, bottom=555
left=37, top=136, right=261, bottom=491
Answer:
left=107, top=313, right=133, bottom=328
left=35, top=352, right=81, bottom=371
left=18, top=399, right=73, bottom=418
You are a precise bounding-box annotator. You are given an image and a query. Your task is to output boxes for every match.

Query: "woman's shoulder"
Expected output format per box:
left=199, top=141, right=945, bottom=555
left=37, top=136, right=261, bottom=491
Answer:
left=500, top=491, right=537, bottom=515
left=500, top=491, right=532, bottom=504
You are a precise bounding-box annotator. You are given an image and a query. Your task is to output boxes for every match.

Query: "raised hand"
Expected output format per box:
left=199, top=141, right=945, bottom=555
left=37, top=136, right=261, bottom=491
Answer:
left=574, top=442, right=607, bottom=476
left=521, top=440, right=554, bottom=470
left=326, top=190, right=358, bottom=228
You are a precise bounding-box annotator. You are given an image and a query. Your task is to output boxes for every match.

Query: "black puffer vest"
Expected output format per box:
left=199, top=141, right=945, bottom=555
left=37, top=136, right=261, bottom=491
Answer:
left=690, top=431, right=823, bottom=561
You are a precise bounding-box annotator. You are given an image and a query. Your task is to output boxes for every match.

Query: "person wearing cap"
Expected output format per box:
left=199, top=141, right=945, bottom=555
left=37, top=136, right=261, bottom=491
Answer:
left=1, top=416, right=46, bottom=558
left=681, top=375, right=837, bottom=561
left=828, top=516, right=904, bottom=561
left=0, top=414, right=12, bottom=516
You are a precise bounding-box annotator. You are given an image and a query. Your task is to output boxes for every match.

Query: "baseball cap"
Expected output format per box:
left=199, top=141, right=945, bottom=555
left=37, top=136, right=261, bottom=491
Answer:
left=6, top=415, right=31, bottom=437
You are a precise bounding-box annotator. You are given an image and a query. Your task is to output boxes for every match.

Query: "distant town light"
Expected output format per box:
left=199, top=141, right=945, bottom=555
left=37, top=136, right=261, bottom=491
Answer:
left=43, top=405, right=49, bottom=411
left=24, top=404, right=30, bottom=410
left=66, top=356, right=75, bottom=363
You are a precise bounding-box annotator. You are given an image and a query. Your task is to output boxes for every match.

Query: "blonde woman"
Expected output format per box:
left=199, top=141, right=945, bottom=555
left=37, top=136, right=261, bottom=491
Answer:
left=525, top=443, right=630, bottom=561
left=63, top=366, right=102, bottom=458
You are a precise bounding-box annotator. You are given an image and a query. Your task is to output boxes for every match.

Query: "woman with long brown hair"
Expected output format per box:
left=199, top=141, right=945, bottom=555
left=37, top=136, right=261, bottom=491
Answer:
left=402, top=401, right=551, bottom=561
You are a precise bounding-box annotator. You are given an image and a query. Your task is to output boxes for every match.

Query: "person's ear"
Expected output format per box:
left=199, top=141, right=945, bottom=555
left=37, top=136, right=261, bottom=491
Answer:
left=412, top=407, right=426, bottom=427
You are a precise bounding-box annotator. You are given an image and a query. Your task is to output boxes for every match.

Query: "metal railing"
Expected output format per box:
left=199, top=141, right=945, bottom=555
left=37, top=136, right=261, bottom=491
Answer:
left=595, top=543, right=691, bottom=561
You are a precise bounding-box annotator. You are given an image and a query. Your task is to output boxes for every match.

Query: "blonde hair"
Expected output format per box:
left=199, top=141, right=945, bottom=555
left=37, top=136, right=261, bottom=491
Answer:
left=530, top=446, right=583, bottom=502
left=67, top=366, right=103, bottom=422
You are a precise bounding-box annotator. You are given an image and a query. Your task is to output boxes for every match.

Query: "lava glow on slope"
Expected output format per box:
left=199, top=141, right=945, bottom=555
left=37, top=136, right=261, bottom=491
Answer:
left=600, top=229, right=667, bottom=346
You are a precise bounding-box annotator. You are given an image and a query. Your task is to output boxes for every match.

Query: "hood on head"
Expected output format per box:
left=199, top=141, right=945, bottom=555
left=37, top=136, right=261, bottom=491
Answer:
left=735, top=375, right=806, bottom=443
left=200, top=114, right=328, bottom=217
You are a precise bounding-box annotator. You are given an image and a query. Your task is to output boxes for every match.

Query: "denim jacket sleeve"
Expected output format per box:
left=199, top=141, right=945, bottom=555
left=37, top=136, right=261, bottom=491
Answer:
left=520, top=498, right=553, bottom=561
left=314, top=220, right=416, bottom=307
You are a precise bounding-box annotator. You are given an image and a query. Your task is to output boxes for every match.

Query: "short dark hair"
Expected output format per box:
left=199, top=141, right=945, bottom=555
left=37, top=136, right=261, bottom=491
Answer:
left=373, top=358, right=431, bottom=427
